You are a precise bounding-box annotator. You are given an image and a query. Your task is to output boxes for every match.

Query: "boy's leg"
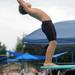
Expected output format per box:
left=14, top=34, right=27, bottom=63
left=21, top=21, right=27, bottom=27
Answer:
left=44, top=40, right=57, bottom=65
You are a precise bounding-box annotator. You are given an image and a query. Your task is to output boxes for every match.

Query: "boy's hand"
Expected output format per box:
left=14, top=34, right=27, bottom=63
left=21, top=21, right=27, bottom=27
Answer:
left=17, top=0, right=27, bottom=6
left=17, top=0, right=22, bottom=4
left=17, top=0, right=27, bottom=3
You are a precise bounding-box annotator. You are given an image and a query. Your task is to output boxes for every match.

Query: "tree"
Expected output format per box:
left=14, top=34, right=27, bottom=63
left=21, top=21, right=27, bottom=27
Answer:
left=0, top=42, right=7, bottom=65
left=15, top=37, right=24, bottom=52
left=0, top=42, right=6, bottom=55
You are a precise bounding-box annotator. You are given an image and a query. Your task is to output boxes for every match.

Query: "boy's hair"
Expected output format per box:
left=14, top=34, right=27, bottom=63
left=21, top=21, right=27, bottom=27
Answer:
left=19, top=5, right=27, bottom=15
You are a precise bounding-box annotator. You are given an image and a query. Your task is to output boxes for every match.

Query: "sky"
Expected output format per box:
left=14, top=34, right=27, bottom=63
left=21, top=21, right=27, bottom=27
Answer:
left=0, top=0, right=75, bottom=49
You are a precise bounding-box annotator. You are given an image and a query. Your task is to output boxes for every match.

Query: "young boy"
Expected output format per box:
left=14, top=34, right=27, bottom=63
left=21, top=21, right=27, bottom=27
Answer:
left=17, top=0, right=57, bottom=66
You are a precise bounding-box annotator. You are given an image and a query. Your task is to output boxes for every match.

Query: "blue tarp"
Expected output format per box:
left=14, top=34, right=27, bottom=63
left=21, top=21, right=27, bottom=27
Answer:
left=15, top=53, right=38, bottom=60
left=3, top=52, right=39, bottom=63
left=5, top=50, right=39, bottom=60
left=5, top=53, right=44, bottom=63
left=4, top=51, right=68, bottom=63
left=6, top=54, right=38, bottom=63
left=22, top=20, right=75, bottom=45
left=5, top=50, right=44, bottom=60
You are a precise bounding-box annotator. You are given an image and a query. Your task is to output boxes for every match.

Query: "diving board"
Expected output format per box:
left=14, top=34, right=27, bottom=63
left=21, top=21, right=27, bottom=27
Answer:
left=40, top=65, right=75, bottom=69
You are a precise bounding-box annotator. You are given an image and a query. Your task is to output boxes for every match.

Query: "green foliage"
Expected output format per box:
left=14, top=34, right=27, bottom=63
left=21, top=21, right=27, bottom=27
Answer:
left=0, top=42, right=6, bottom=55
left=56, top=45, right=75, bottom=63
left=15, top=37, right=23, bottom=52
left=0, top=42, right=7, bottom=63
left=58, top=52, right=72, bottom=63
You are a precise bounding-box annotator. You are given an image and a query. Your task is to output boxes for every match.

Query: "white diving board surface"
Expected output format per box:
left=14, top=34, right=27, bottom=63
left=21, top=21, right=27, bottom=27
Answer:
left=40, top=65, right=75, bottom=69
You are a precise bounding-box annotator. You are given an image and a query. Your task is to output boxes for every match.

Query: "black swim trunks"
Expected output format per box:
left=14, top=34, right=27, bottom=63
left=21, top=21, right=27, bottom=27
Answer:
left=42, top=20, right=56, bottom=41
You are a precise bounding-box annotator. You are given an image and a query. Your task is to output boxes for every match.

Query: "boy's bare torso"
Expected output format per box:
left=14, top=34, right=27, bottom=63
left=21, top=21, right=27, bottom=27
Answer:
left=17, top=0, right=51, bottom=21
left=28, top=8, right=51, bottom=21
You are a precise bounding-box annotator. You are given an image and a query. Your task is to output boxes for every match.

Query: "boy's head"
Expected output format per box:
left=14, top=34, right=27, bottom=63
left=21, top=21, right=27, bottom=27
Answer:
left=19, top=5, right=27, bottom=15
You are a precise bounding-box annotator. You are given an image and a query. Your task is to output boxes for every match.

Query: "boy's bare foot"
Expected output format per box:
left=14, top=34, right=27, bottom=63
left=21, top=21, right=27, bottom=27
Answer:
left=44, top=62, right=57, bottom=66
